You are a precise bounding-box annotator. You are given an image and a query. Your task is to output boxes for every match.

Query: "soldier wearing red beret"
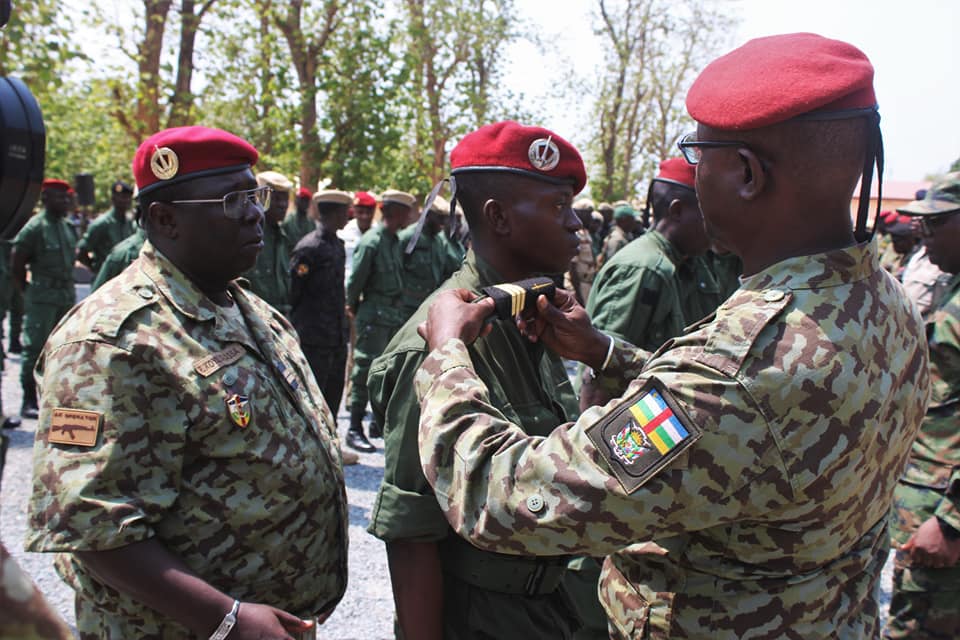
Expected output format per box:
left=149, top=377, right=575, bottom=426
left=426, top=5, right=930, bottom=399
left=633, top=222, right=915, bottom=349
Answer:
left=26, top=126, right=348, bottom=638
left=282, top=185, right=317, bottom=249
left=413, top=33, right=930, bottom=637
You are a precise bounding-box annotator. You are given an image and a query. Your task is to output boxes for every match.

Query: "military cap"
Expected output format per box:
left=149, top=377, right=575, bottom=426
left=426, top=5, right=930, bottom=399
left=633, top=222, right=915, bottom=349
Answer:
left=450, top=120, right=587, bottom=194
left=614, top=205, right=638, bottom=220
left=112, top=180, right=134, bottom=195
left=380, top=190, right=415, bottom=208
left=256, top=171, right=293, bottom=192
left=41, top=179, right=70, bottom=192
left=654, top=158, right=696, bottom=190
left=886, top=214, right=915, bottom=236
left=133, top=126, right=258, bottom=196
left=354, top=191, right=377, bottom=208
left=687, top=33, right=876, bottom=130
left=573, top=198, right=596, bottom=212
left=598, top=202, right=614, bottom=214
left=313, top=189, right=353, bottom=206
left=429, top=195, right=451, bottom=216
left=591, top=211, right=604, bottom=224
left=898, top=173, right=960, bottom=217
left=297, top=186, right=313, bottom=199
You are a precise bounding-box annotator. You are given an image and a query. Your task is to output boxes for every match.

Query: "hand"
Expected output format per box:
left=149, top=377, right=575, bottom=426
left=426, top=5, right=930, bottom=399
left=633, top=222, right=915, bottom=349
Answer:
left=417, top=289, right=494, bottom=351
left=232, top=602, right=315, bottom=640
left=901, top=517, right=960, bottom=568
left=516, top=288, right=609, bottom=367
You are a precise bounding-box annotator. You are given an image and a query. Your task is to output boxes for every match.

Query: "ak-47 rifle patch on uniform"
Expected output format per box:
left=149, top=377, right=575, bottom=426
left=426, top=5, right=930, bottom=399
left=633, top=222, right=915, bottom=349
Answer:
left=587, top=378, right=701, bottom=493
left=48, top=408, right=102, bottom=447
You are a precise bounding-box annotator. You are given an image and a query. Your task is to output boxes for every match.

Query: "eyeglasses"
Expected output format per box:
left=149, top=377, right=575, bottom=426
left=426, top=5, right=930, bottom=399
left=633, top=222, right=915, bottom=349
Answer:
left=919, top=211, right=960, bottom=236
left=676, top=132, right=750, bottom=165
left=170, top=186, right=271, bottom=219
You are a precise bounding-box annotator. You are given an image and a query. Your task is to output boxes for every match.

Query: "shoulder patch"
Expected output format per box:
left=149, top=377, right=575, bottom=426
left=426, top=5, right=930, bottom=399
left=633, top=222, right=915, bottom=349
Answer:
left=48, top=408, right=102, bottom=447
left=586, top=377, right=701, bottom=494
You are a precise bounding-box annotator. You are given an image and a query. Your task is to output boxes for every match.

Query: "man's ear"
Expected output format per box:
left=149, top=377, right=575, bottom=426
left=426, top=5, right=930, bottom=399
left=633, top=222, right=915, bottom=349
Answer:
left=483, top=198, right=509, bottom=236
left=667, top=198, right=685, bottom=220
left=146, top=201, right=179, bottom=240
left=737, top=148, right=767, bottom=201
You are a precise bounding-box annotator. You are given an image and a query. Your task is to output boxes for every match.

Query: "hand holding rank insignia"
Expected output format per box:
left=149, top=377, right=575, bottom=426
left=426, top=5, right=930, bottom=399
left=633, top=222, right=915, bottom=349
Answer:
left=476, top=276, right=557, bottom=322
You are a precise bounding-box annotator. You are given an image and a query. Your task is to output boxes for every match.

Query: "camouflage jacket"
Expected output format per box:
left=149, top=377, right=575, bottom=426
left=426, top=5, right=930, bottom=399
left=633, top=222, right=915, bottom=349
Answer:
left=77, top=209, right=135, bottom=275
left=415, top=242, right=930, bottom=638
left=600, top=225, right=632, bottom=265
left=892, top=271, right=960, bottom=540
left=0, top=541, right=73, bottom=640
left=27, top=242, right=347, bottom=637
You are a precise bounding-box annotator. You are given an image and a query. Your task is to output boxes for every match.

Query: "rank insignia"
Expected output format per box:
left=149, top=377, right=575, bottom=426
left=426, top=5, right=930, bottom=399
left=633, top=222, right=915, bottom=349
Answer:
left=586, top=378, right=701, bottom=494
left=295, top=263, right=309, bottom=277
left=225, top=393, right=251, bottom=428
left=274, top=358, right=300, bottom=392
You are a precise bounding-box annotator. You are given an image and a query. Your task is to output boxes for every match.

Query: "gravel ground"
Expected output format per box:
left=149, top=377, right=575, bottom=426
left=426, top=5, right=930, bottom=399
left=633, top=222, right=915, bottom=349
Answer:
left=1, top=340, right=895, bottom=638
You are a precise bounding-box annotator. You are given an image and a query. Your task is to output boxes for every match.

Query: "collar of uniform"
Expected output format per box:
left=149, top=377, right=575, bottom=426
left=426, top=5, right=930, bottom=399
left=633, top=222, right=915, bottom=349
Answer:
left=740, top=241, right=877, bottom=293
left=137, top=240, right=220, bottom=322
left=459, top=249, right=507, bottom=290
left=646, top=229, right=682, bottom=265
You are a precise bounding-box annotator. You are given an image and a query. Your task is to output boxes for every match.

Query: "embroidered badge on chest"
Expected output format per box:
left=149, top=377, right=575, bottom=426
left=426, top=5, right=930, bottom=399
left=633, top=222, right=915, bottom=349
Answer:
left=586, top=378, right=701, bottom=494
left=225, top=393, right=251, bottom=428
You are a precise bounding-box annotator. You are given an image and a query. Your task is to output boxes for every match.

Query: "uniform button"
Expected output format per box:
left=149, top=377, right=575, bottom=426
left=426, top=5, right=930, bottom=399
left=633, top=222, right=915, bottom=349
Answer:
left=137, top=286, right=155, bottom=299
left=222, top=371, right=238, bottom=386
left=526, top=494, right=545, bottom=513
left=763, top=289, right=785, bottom=302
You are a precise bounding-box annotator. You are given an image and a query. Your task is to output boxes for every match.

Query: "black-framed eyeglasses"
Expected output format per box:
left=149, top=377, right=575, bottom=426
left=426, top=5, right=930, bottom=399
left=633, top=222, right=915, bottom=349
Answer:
left=676, top=131, right=749, bottom=165
left=170, top=186, right=271, bottom=219
left=919, top=211, right=960, bottom=236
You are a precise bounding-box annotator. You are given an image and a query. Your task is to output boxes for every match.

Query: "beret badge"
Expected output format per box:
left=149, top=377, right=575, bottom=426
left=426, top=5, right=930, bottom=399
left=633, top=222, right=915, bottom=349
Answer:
left=528, top=137, right=560, bottom=171
left=150, top=146, right=180, bottom=180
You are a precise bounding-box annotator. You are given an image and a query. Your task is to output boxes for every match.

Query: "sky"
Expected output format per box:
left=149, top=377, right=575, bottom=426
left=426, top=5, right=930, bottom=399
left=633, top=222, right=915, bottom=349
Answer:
left=506, top=0, right=960, bottom=182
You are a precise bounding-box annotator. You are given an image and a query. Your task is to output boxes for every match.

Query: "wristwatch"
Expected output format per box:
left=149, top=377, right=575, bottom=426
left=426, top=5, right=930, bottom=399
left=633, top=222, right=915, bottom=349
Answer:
left=209, top=599, right=240, bottom=640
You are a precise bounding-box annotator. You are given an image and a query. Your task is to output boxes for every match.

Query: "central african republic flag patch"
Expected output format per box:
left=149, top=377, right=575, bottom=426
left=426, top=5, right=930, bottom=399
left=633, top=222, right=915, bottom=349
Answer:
left=586, top=378, right=701, bottom=493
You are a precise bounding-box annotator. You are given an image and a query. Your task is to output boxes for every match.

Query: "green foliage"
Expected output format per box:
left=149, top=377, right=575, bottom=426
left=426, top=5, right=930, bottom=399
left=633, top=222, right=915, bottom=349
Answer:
left=951, top=156, right=960, bottom=173
left=0, top=0, right=85, bottom=86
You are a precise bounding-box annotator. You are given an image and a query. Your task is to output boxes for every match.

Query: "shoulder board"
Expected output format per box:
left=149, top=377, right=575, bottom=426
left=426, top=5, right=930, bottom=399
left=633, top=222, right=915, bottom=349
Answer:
left=91, top=282, right=161, bottom=339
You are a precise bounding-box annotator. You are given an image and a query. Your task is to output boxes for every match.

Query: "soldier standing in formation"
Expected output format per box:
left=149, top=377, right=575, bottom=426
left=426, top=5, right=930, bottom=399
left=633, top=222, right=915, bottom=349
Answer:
left=410, top=33, right=930, bottom=637
left=283, top=186, right=316, bottom=248
left=26, top=126, right=348, bottom=638
left=885, top=174, right=960, bottom=639
left=244, top=170, right=294, bottom=315
left=599, top=204, right=638, bottom=266
left=340, top=190, right=377, bottom=279
left=344, top=190, right=414, bottom=452
left=398, top=195, right=459, bottom=318
left=11, top=179, right=78, bottom=419
left=75, top=180, right=135, bottom=275
left=567, top=198, right=598, bottom=306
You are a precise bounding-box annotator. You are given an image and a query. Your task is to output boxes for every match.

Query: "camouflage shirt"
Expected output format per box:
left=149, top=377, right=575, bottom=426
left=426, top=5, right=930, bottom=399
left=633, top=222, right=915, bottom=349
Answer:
left=26, top=242, right=348, bottom=637
left=0, top=541, right=73, bottom=640
left=415, top=242, right=930, bottom=638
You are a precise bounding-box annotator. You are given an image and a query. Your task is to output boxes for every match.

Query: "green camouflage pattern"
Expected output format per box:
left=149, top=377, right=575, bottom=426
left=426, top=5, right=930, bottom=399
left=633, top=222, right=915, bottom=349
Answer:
left=566, top=228, right=598, bottom=304
left=76, top=209, right=136, bottom=275
left=415, top=241, right=930, bottom=637
left=243, top=221, right=293, bottom=315
left=600, top=226, right=632, bottom=265
left=884, top=271, right=960, bottom=639
left=281, top=209, right=316, bottom=248
left=898, top=172, right=960, bottom=216
left=26, top=241, right=348, bottom=638
left=0, top=541, right=73, bottom=640
left=90, top=227, right=146, bottom=291
left=367, top=249, right=591, bottom=639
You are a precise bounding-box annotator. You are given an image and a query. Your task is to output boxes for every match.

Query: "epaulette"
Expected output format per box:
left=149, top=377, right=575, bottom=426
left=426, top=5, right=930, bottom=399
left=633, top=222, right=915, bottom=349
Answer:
left=89, top=281, right=161, bottom=340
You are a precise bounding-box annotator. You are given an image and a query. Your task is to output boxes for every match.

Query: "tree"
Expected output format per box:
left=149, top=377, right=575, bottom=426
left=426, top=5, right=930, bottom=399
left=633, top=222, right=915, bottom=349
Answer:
left=589, top=0, right=734, bottom=201
left=0, top=0, right=81, bottom=87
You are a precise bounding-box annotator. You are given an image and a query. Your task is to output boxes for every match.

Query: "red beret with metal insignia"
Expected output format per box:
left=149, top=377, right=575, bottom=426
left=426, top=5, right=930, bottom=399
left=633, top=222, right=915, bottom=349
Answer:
left=450, top=121, right=587, bottom=194
left=686, top=33, right=877, bottom=131
left=353, top=191, right=377, bottom=208
left=655, top=158, right=696, bottom=189
left=132, top=126, right=259, bottom=196
left=41, top=179, right=70, bottom=192
left=297, top=187, right=312, bottom=199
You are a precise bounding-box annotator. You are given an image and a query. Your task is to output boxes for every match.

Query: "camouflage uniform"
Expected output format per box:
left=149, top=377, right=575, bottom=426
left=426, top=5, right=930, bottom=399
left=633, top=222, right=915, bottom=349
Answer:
left=368, top=250, right=587, bottom=639
left=901, top=246, right=950, bottom=320
left=600, top=225, right=631, bottom=266
left=76, top=208, right=135, bottom=275
left=0, top=542, right=73, bottom=640
left=90, top=227, right=147, bottom=291
left=884, top=271, right=960, bottom=639
left=346, top=224, right=406, bottom=414
left=414, top=242, right=930, bottom=637
left=13, top=210, right=77, bottom=401
left=243, top=221, right=292, bottom=315
left=566, top=228, right=598, bottom=304
left=26, top=241, right=348, bottom=638
left=398, top=224, right=457, bottom=317
left=281, top=208, right=315, bottom=249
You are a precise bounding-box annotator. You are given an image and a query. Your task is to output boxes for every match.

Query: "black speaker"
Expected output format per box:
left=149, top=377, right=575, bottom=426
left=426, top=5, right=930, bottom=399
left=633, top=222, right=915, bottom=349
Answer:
left=0, top=75, right=46, bottom=239
left=75, top=173, right=95, bottom=207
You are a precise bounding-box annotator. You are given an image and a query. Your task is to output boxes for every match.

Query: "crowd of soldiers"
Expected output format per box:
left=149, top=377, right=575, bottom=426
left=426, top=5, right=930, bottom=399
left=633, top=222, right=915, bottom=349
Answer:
left=1, top=31, right=958, bottom=640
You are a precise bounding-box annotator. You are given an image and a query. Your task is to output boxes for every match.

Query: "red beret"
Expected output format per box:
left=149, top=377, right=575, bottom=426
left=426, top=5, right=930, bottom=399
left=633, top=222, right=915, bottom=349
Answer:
left=133, top=126, right=258, bottom=196
left=41, top=179, right=70, bottom=192
left=353, top=191, right=376, bottom=208
left=687, top=33, right=876, bottom=131
left=450, top=121, right=586, bottom=194
left=880, top=210, right=898, bottom=226
left=297, top=187, right=312, bottom=199
left=654, top=158, right=696, bottom=189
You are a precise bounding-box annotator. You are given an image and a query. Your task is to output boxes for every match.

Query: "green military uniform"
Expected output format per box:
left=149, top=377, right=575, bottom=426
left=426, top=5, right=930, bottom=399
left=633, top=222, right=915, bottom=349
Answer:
left=76, top=208, right=135, bottom=275
left=706, top=251, right=743, bottom=300
left=26, top=242, right=348, bottom=638
left=90, top=227, right=146, bottom=291
left=398, top=224, right=456, bottom=317
left=885, top=271, right=960, bottom=639
left=243, top=221, right=293, bottom=315
left=346, top=224, right=407, bottom=414
left=281, top=208, right=315, bottom=248
left=415, top=242, right=930, bottom=637
left=13, top=210, right=77, bottom=402
left=368, top=250, right=587, bottom=639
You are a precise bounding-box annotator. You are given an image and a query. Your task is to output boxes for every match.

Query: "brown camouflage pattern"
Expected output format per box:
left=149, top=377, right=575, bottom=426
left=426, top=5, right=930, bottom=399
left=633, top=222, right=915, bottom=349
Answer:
left=0, top=541, right=73, bottom=640
left=415, top=242, right=930, bottom=637
left=884, top=272, right=960, bottom=639
left=26, top=241, right=348, bottom=638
